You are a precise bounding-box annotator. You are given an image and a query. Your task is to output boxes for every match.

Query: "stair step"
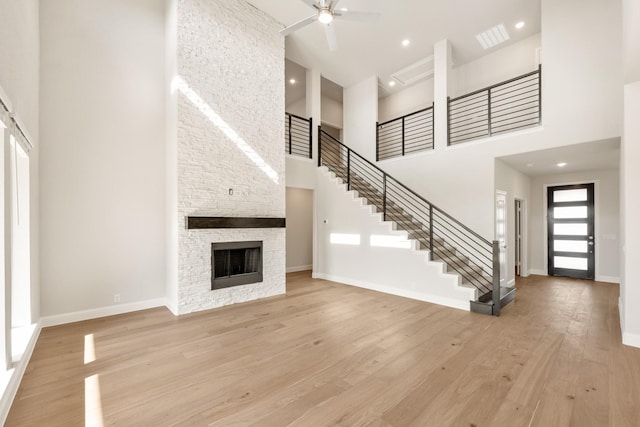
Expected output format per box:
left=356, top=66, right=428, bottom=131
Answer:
left=324, top=162, right=494, bottom=303
left=469, top=286, right=516, bottom=315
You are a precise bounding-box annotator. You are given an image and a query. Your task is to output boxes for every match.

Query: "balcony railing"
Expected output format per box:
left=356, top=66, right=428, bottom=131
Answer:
left=448, top=65, right=542, bottom=145
left=285, top=113, right=312, bottom=158
left=376, top=104, right=434, bottom=161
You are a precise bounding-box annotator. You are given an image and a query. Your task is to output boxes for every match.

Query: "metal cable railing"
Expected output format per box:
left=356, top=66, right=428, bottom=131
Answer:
left=285, top=113, right=312, bottom=158
left=448, top=65, right=541, bottom=145
left=319, top=128, right=501, bottom=310
left=376, top=105, right=434, bottom=161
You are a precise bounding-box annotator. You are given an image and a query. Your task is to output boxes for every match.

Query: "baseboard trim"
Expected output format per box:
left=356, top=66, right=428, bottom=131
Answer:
left=622, top=331, right=640, bottom=348
left=596, top=275, right=620, bottom=284
left=315, top=273, right=470, bottom=311
left=40, top=298, right=168, bottom=327
left=618, top=296, right=640, bottom=348
left=0, top=321, right=41, bottom=425
left=286, top=265, right=312, bottom=273
left=528, top=269, right=547, bottom=276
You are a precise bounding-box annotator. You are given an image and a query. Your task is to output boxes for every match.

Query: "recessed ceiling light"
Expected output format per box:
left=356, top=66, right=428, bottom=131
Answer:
left=289, top=78, right=296, bottom=84
left=475, top=24, right=510, bottom=50
left=557, top=162, right=567, bottom=167
left=389, top=80, right=396, bottom=87
left=526, top=162, right=534, bottom=168
left=402, top=39, right=410, bottom=47
left=340, top=8, right=348, bottom=12
left=515, top=21, right=525, bottom=29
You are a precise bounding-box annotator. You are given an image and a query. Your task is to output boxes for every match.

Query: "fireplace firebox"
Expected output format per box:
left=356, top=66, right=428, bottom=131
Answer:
left=211, top=241, right=263, bottom=290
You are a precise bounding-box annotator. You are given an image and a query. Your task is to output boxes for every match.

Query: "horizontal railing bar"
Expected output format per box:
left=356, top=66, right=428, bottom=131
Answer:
left=491, top=111, right=540, bottom=126
left=491, top=84, right=539, bottom=100
left=285, top=112, right=311, bottom=122
left=377, top=106, right=433, bottom=127
left=492, top=116, right=540, bottom=131
left=449, top=68, right=541, bottom=102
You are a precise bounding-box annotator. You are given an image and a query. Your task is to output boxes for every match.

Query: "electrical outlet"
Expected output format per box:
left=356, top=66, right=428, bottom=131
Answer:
left=114, top=294, right=121, bottom=303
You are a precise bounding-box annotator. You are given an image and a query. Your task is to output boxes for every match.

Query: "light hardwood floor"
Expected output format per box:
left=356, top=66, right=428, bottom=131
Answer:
left=6, top=273, right=640, bottom=426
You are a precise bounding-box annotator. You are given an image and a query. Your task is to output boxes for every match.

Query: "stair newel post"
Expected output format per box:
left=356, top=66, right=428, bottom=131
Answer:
left=308, top=117, right=313, bottom=159
left=492, top=240, right=501, bottom=316
left=347, top=149, right=351, bottom=191
left=376, top=121, right=379, bottom=162
left=288, top=114, right=292, bottom=155
left=401, top=116, right=405, bottom=156
left=382, top=174, right=387, bottom=221
left=487, top=88, right=492, bottom=137
left=429, top=205, right=434, bottom=261
left=317, top=127, right=322, bottom=167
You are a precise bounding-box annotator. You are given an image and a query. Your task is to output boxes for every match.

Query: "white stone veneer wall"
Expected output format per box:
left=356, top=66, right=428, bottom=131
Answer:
left=174, top=0, right=285, bottom=314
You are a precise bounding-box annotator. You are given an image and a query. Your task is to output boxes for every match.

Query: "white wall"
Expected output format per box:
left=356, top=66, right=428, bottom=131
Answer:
left=378, top=78, right=434, bottom=124
left=285, top=97, right=306, bottom=117
left=621, top=81, right=640, bottom=346
left=451, top=33, right=541, bottom=98
left=377, top=34, right=541, bottom=125
left=620, top=0, right=640, bottom=348
left=321, top=96, right=343, bottom=129
left=528, top=169, right=620, bottom=282
left=494, top=160, right=532, bottom=285
left=343, top=75, right=378, bottom=163
left=39, top=0, right=167, bottom=316
left=542, top=0, right=623, bottom=141
left=346, top=0, right=623, bottom=245
left=315, top=168, right=476, bottom=310
left=286, top=187, right=313, bottom=272
left=165, top=0, right=179, bottom=312
left=0, top=0, right=39, bottom=137
left=0, top=0, right=40, bottom=324
left=286, top=95, right=342, bottom=129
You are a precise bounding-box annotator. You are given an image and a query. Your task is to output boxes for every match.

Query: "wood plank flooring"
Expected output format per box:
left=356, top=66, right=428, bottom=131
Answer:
left=6, top=273, right=640, bottom=426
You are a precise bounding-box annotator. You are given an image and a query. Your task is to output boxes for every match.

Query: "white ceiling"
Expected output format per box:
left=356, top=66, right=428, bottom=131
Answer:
left=497, top=139, right=621, bottom=177
left=248, top=0, right=541, bottom=92
left=266, top=1, right=618, bottom=176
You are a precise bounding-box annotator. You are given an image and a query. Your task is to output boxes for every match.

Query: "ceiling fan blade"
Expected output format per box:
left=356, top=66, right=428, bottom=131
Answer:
left=280, top=14, right=317, bottom=36
left=325, top=22, right=338, bottom=52
left=300, top=0, right=317, bottom=8
left=338, top=10, right=380, bottom=23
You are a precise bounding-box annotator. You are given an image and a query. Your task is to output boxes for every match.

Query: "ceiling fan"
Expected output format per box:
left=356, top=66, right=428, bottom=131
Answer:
left=280, top=0, right=380, bottom=52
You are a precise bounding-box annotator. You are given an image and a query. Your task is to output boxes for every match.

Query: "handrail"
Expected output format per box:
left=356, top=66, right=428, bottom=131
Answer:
left=449, top=67, right=542, bottom=103
left=377, top=106, right=433, bottom=127
left=285, top=112, right=312, bottom=158
left=319, top=127, right=500, bottom=308
left=376, top=104, right=434, bottom=161
left=448, top=65, right=542, bottom=146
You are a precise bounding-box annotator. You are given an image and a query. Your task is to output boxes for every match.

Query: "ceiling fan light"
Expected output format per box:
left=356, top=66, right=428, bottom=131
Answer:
left=318, top=10, right=333, bottom=24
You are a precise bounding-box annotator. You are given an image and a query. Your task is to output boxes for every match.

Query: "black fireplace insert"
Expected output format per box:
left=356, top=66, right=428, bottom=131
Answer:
left=211, top=241, right=263, bottom=289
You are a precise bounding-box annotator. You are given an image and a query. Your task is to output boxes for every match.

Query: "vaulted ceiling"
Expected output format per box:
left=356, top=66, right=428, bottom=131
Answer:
left=248, top=0, right=541, bottom=91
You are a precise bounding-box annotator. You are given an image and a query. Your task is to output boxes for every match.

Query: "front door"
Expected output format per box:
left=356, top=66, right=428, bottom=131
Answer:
left=547, top=183, right=595, bottom=279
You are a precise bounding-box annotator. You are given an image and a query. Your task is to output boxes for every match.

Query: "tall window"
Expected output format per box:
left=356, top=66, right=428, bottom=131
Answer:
left=0, top=103, right=33, bottom=370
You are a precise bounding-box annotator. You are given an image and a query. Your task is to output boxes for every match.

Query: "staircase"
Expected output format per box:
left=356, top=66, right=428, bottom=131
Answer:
left=318, top=129, right=515, bottom=315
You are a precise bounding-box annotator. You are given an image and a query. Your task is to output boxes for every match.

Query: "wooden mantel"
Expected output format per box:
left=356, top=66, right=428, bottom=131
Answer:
left=186, top=217, right=286, bottom=229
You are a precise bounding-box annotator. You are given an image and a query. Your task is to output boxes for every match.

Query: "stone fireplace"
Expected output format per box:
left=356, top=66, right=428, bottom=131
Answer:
left=166, top=0, right=285, bottom=315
